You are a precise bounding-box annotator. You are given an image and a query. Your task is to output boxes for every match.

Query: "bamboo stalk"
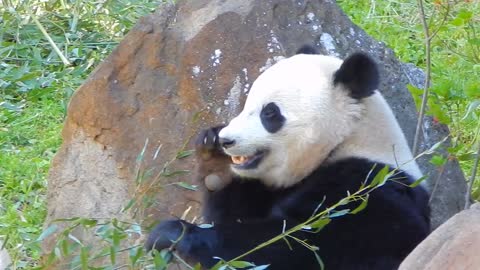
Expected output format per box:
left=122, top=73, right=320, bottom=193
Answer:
left=30, top=12, right=71, bottom=66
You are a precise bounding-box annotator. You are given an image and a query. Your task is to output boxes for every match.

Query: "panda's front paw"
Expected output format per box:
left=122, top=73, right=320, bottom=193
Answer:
left=194, top=125, right=232, bottom=191
left=195, top=125, right=226, bottom=157
left=146, top=220, right=191, bottom=252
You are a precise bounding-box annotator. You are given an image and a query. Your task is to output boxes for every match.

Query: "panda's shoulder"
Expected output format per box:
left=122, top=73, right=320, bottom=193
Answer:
left=303, top=157, right=429, bottom=208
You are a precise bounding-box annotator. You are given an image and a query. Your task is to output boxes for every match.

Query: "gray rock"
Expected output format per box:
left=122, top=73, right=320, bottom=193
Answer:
left=0, top=241, right=11, bottom=270
left=400, top=203, right=480, bottom=270
left=44, top=0, right=466, bottom=264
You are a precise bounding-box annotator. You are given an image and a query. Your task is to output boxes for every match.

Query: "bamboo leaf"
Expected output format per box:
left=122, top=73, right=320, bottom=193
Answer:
left=37, top=224, right=58, bottom=241
left=161, top=170, right=190, bottom=177
left=80, top=246, right=89, bottom=270
left=351, top=197, right=369, bottom=214
left=176, top=149, right=195, bottom=159
left=308, top=218, right=331, bottom=230
left=409, top=176, right=428, bottom=188
left=370, top=165, right=391, bottom=187
left=329, top=209, right=350, bottom=218
left=313, top=251, right=325, bottom=270
left=174, top=182, right=198, bottom=191
left=229, top=260, right=254, bottom=268
left=250, top=265, right=270, bottom=270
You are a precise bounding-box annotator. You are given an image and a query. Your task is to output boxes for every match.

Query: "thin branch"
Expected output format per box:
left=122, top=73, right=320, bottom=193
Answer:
left=29, top=10, right=71, bottom=66
left=429, top=164, right=445, bottom=204
left=465, top=141, right=480, bottom=209
left=412, top=0, right=432, bottom=155
left=429, top=2, right=450, bottom=41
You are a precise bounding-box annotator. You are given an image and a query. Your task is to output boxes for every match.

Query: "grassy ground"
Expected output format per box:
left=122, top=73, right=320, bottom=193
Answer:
left=0, top=0, right=479, bottom=268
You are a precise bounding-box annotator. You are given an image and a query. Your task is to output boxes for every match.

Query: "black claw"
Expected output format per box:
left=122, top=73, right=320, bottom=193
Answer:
left=195, top=125, right=226, bottom=152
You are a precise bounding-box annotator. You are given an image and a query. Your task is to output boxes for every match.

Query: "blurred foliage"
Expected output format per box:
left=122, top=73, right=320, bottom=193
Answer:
left=338, top=0, right=480, bottom=199
left=0, top=0, right=159, bottom=267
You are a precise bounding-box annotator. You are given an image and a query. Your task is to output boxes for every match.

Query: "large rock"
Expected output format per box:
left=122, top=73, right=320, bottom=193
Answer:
left=45, top=0, right=466, bottom=258
left=400, top=203, right=480, bottom=270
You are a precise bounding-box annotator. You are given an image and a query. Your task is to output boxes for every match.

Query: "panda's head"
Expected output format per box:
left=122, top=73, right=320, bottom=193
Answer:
left=219, top=49, right=379, bottom=188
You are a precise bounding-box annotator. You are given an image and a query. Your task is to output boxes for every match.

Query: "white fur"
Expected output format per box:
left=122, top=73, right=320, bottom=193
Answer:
left=327, top=92, right=423, bottom=181
left=219, top=54, right=423, bottom=188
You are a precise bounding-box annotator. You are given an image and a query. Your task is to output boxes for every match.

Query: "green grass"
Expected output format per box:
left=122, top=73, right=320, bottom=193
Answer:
left=0, top=95, right=63, bottom=267
left=0, top=0, right=479, bottom=268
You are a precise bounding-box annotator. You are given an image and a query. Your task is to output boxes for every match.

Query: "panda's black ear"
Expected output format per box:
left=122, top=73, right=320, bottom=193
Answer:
left=333, top=53, right=379, bottom=99
left=296, top=45, right=318, bottom=55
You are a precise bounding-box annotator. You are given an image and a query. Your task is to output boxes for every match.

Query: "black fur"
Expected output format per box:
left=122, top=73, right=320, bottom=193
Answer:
left=334, top=53, right=379, bottom=99
left=260, top=102, right=285, bottom=133
left=147, top=128, right=430, bottom=270
left=296, top=45, right=318, bottom=55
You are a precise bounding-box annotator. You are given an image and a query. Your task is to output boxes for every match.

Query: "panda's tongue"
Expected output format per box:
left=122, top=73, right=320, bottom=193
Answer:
left=231, top=156, right=249, bottom=165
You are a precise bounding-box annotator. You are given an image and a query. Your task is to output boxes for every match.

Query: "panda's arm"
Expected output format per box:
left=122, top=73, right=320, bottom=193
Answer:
left=147, top=183, right=429, bottom=270
left=146, top=218, right=314, bottom=269
left=203, top=177, right=278, bottom=223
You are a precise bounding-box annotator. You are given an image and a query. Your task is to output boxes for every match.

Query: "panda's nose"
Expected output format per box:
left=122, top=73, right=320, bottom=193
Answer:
left=219, top=137, right=236, bottom=149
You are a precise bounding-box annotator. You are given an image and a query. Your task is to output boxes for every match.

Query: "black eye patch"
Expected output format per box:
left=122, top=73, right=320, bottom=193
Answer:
left=260, top=102, right=285, bottom=133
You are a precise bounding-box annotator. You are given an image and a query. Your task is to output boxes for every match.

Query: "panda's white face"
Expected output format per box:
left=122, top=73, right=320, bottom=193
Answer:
left=219, top=54, right=365, bottom=187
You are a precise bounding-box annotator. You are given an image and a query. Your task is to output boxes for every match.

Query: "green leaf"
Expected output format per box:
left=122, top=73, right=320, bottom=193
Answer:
left=53, top=217, right=81, bottom=223
left=80, top=246, right=89, bottom=270
left=121, top=198, right=136, bottom=212
left=430, top=155, right=447, bottom=166
left=129, top=246, right=144, bottom=266
left=160, top=249, right=173, bottom=264
left=468, top=38, right=480, bottom=46
left=329, top=209, right=350, bottom=218
left=370, top=165, right=390, bottom=187
left=409, top=176, right=428, bottom=188
left=308, top=218, right=331, bottom=230
left=68, top=234, right=83, bottom=246
left=464, top=82, right=480, bottom=98
left=61, top=238, right=69, bottom=256
left=313, top=251, right=325, bottom=270
left=176, top=149, right=195, bottom=159
left=458, top=8, right=473, bottom=20
left=174, top=181, right=198, bottom=191
left=136, top=138, right=149, bottom=163
left=110, top=245, right=116, bottom=265
left=152, top=250, right=168, bottom=269
left=457, top=153, right=476, bottom=161
left=161, top=170, right=190, bottom=177
left=250, top=265, right=270, bottom=270
left=450, top=17, right=464, bottom=26
left=351, top=197, right=369, bottom=214
left=79, top=218, right=98, bottom=227
left=406, top=84, right=423, bottom=110
left=462, top=100, right=480, bottom=120
left=37, top=224, right=58, bottom=241
left=424, top=138, right=447, bottom=155
left=229, top=260, right=254, bottom=268
left=0, top=101, right=25, bottom=112
left=428, top=101, right=450, bottom=124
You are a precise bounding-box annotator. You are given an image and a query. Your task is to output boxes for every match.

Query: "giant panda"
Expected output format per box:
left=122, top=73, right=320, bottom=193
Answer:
left=146, top=46, right=430, bottom=270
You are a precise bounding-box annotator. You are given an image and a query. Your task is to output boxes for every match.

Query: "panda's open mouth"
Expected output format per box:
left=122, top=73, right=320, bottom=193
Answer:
left=230, top=150, right=267, bottom=170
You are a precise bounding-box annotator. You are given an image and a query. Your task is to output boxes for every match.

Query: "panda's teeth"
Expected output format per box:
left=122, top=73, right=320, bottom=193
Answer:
left=232, top=156, right=248, bottom=164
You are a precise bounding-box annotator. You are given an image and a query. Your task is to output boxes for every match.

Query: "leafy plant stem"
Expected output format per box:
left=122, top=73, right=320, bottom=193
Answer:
left=226, top=183, right=378, bottom=264
left=465, top=141, right=480, bottom=209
